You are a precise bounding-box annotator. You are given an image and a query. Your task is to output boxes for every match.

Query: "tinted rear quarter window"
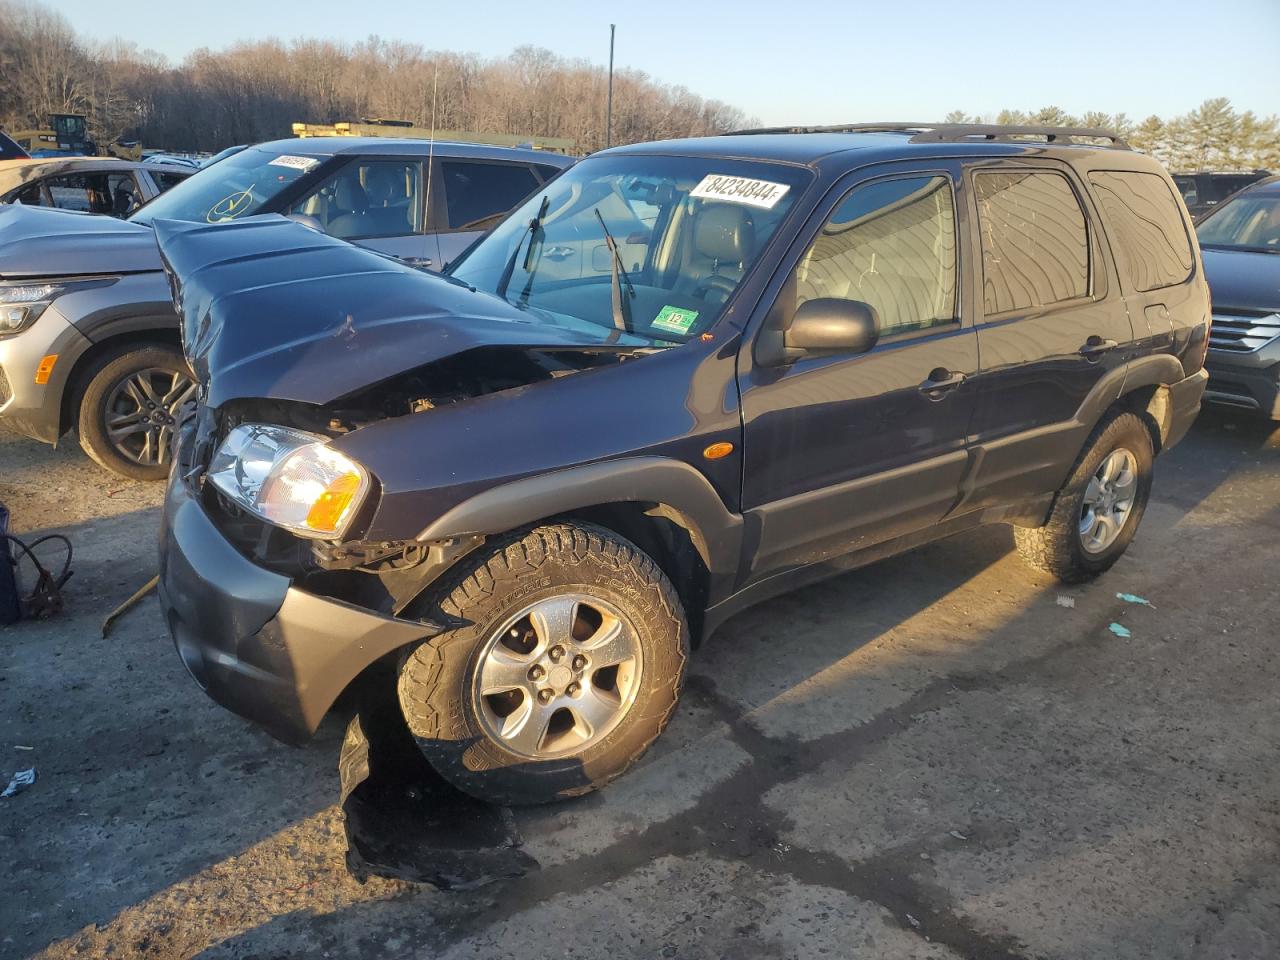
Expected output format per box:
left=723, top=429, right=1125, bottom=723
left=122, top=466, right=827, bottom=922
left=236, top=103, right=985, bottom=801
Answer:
left=1089, top=171, right=1193, bottom=292
left=441, top=161, right=539, bottom=230
left=152, top=171, right=190, bottom=192
left=974, top=170, right=1091, bottom=315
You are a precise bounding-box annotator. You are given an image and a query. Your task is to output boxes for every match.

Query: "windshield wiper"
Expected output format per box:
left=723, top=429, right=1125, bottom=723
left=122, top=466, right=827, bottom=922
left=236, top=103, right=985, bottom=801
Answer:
left=594, top=208, right=636, bottom=332
left=496, top=194, right=549, bottom=301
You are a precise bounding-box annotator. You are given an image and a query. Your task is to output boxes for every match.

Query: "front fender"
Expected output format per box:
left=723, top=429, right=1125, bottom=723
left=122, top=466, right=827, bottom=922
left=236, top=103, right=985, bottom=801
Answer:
left=416, top=455, right=744, bottom=591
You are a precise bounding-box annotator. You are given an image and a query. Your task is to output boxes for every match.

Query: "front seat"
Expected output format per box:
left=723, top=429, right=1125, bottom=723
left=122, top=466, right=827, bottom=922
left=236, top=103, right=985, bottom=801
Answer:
left=326, top=175, right=369, bottom=238
left=676, top=205, right=756, bottom=301
left=362, top=165, right=411, bottom=236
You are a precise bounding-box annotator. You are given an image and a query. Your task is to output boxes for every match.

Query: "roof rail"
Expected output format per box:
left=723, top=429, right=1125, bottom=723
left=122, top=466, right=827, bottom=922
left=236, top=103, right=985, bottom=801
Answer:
left=726, top=122, right=1131, bottom=149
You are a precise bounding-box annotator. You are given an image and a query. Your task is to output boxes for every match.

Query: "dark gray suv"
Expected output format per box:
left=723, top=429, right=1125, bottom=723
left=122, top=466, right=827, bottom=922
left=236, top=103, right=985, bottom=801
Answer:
left=0, top=138, right=571, bottom=478
left=156, top=123, right=1209, bottom=806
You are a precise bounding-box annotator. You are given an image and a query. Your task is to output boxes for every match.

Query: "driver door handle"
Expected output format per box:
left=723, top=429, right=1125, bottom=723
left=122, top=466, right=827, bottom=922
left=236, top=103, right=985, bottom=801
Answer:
left=917, top=368, right=967, bottom=400
left=1078, top=336, right=1119, bottom=359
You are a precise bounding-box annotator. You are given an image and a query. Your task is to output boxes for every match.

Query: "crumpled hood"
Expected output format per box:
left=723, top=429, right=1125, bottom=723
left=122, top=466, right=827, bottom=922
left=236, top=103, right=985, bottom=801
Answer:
left=1202, top=248, right=1280, bottom=313
left=153, top=215, right=651, bottom=409
left=0, top=202, right=159, bottom=279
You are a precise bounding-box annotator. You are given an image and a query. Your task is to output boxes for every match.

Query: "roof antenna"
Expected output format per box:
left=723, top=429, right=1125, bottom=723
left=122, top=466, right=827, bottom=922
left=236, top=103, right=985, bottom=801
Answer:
left=424, top=63, right=438, bottom=234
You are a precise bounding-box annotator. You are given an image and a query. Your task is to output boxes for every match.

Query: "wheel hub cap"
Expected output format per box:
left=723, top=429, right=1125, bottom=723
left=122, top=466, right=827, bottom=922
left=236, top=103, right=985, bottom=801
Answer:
left=1079, top=447, right=1138, bottom=554
left=472, top=594, right=643, bottom=761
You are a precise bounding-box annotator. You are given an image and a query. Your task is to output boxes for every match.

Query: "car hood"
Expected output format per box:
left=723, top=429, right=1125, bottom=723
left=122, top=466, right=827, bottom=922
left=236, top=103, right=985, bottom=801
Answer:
left=0, top=203, right=159, bottom=279
left=153, top=215, right=654, bottom=409
left=1201, top=247, right=1280, bottom=313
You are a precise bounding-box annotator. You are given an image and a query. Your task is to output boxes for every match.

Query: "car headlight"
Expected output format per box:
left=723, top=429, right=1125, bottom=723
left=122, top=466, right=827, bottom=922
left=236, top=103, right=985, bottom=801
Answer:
left=0, top=278, right=116, bottom=338
left=207, top=423, right=370, bottom=539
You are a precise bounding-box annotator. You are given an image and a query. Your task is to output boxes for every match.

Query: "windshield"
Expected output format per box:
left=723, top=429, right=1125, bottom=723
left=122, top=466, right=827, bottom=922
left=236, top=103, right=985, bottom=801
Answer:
left=449, top=154, right=810, bottom=344
left=130, top=146, right=329, bottom=226
left=1196, top=190, right=1280, bottom=253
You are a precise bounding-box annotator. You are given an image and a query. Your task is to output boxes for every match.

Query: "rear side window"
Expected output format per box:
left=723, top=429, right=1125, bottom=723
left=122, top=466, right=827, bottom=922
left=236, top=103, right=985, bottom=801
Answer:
left=43, top=171, right=143, bottom=216
left=151, top=171, right=190, bottom=192
left=440, top=161, right=539, bottom=230
left=795, top=174, right=958, bottom=337
left=1089, top=171, right=1193, bottom=292
left=975, top=171, right=1090, bottom=315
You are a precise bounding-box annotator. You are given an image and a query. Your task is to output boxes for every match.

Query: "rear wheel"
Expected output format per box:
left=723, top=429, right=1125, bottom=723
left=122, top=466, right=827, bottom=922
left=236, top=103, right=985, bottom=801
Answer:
left=397, top=523, right=688, bottom=805
left=1014, top=411, right=1155, bottom=583
left=77, top=344, right=197, bottom=481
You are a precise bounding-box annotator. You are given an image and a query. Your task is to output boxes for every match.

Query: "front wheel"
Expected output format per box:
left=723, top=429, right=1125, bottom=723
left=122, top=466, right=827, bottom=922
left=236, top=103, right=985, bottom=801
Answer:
left=77, top=344, right=197, bottom=481
left=1014, top=411, right=1155, bottom=583
left=397, top=523, right=688, bottom=805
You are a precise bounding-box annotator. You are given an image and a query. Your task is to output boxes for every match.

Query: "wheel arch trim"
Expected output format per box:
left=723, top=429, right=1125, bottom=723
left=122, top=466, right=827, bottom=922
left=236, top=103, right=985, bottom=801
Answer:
left=414, top=457, right=744, bottom=597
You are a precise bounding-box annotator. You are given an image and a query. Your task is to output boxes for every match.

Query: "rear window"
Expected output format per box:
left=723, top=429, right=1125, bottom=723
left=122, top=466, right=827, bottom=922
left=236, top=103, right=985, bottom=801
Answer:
left=1089, top=171, right=1193, bottom=292
left=974, top=171, right=1091, bottom=315
left=440, top=160, right=539, bottom=230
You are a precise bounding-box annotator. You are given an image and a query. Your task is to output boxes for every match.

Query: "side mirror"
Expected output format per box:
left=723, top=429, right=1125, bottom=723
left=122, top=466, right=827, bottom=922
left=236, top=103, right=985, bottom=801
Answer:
left=783, top=298, right=880, bottom=354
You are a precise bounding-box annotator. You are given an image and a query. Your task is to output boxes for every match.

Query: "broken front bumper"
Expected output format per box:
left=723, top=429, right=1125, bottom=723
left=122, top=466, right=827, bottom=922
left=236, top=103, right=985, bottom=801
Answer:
left=158, top=467, right=437, bottom=744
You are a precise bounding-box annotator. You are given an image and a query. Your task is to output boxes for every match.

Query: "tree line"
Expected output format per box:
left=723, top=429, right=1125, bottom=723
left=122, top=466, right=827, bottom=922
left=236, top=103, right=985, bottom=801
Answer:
left=0, top=0, right=752, bottom=154
left=2, top=0, right=1275, bottom=171
left=944, top=101, right=1279, bottom=171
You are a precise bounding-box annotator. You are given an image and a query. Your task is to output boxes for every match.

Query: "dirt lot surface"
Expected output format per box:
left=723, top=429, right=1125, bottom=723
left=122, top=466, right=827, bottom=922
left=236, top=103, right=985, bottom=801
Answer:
left=2, top=410, right=1278, bottom=960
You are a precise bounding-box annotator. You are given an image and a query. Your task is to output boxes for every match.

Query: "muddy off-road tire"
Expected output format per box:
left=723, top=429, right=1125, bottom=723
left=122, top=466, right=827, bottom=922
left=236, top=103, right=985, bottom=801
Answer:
left=77, top=344, right=197, bottom=481
left=1015, top=411, right=1155, bottom=583
left=398, top=523, right=688, bottom=805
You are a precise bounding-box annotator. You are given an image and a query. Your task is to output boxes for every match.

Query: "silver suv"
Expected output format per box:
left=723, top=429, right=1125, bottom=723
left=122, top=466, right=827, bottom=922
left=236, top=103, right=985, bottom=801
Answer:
left=0, top=138, right=571, bottom=478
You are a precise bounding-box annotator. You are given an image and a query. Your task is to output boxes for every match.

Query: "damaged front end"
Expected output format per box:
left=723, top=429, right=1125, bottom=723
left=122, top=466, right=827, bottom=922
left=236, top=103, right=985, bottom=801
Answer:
left=153, top=215, right=657, bottom=740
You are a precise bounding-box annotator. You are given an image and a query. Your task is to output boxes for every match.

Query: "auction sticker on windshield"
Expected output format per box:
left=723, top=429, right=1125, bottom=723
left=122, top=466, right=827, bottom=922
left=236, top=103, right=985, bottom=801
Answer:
left=268, top=155, right=320, bottom=172
left=690, top=174, right=790, bottom=209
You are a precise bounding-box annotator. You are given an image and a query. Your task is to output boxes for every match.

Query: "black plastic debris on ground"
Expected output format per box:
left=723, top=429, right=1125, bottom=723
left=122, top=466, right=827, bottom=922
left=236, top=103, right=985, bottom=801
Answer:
left=339, top=696, right=536, bottom=890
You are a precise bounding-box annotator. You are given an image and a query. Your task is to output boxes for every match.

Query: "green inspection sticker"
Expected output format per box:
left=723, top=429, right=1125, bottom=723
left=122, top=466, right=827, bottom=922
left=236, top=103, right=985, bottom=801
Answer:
left=651, top=305, right=699, bottom=335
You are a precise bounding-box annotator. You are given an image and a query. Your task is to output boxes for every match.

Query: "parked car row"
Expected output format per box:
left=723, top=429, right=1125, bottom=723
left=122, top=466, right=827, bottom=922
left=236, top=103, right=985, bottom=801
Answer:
left=2, top=121, right=1274, bottom=807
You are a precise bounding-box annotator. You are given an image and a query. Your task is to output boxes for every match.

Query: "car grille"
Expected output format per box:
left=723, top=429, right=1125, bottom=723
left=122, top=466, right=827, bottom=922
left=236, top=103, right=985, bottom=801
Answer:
left=0, top=365, right=10, bottom=406
left=1208, top=310, right=1280, bottom=353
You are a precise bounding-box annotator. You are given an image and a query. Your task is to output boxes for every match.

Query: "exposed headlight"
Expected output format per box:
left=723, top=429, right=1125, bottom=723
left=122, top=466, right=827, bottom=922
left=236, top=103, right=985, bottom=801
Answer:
left=207, top=423, right=370, bottom=539
left=0, top=278, right=116, bottom=338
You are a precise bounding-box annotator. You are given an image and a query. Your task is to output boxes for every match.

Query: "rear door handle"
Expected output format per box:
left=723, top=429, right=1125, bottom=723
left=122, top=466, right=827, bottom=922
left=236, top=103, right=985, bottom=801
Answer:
left=917, top=368, right=967, bottom=400
left=1078, top=336, right=1119, bottom=359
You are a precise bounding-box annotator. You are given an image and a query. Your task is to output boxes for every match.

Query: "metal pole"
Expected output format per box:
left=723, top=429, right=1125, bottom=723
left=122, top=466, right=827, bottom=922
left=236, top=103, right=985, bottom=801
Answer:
left=606, top=24, right=615, bottom=149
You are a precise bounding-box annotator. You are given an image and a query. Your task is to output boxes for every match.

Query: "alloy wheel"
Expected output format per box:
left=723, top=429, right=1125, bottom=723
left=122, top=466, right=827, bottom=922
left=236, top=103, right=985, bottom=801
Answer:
left=1079, top=447, right=1138, bottom=554
left=102, top=367, right=197, bottom=468
left=472, top=594, right=644, bottom=760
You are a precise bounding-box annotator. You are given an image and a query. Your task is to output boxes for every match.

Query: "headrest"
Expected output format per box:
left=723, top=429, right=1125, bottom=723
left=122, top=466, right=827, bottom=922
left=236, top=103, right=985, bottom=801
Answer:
left=694, top=204, right=754, bottom=264
left=364, top=165, right=399, bottom=204
left=334, top=175, right=367, bottom=213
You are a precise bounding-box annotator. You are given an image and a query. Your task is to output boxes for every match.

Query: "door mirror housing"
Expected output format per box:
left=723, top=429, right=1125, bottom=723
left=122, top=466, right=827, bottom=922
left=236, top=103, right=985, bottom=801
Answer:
left=783, top=298, right=880, bottom=354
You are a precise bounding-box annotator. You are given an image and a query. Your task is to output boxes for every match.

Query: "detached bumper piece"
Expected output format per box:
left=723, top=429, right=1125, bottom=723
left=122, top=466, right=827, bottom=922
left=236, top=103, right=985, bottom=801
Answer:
left=158, top=471, right=438, bottom=744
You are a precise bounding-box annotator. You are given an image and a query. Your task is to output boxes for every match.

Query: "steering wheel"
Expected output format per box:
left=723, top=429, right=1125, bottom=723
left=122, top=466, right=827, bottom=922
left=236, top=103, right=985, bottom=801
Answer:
left=693, top=274, right=737, bottom=301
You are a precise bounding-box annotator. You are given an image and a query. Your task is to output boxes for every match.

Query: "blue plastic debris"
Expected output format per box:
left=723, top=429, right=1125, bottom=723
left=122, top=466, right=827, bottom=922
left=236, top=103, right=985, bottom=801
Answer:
left=1116, top=593, right=1154, bottom=608
left=1108, top=623, right=1132, bottom=639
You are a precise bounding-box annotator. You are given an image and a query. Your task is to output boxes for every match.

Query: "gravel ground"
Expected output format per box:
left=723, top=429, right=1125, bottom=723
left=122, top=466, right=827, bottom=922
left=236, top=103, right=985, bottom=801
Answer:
left=1, top=410, right=1278, bottom=960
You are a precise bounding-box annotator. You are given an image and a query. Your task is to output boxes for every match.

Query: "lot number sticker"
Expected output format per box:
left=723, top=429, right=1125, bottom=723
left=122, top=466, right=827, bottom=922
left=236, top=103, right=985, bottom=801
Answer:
left=268, top=155, right=320, bottom=171
left=652, top=306, right=699, bottom=335
left=690, top=174, right=790, bottom=209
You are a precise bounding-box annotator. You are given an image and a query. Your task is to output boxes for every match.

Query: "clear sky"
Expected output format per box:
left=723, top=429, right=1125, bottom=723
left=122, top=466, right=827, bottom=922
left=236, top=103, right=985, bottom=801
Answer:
left=50, top=0, right=1280, bottom=125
